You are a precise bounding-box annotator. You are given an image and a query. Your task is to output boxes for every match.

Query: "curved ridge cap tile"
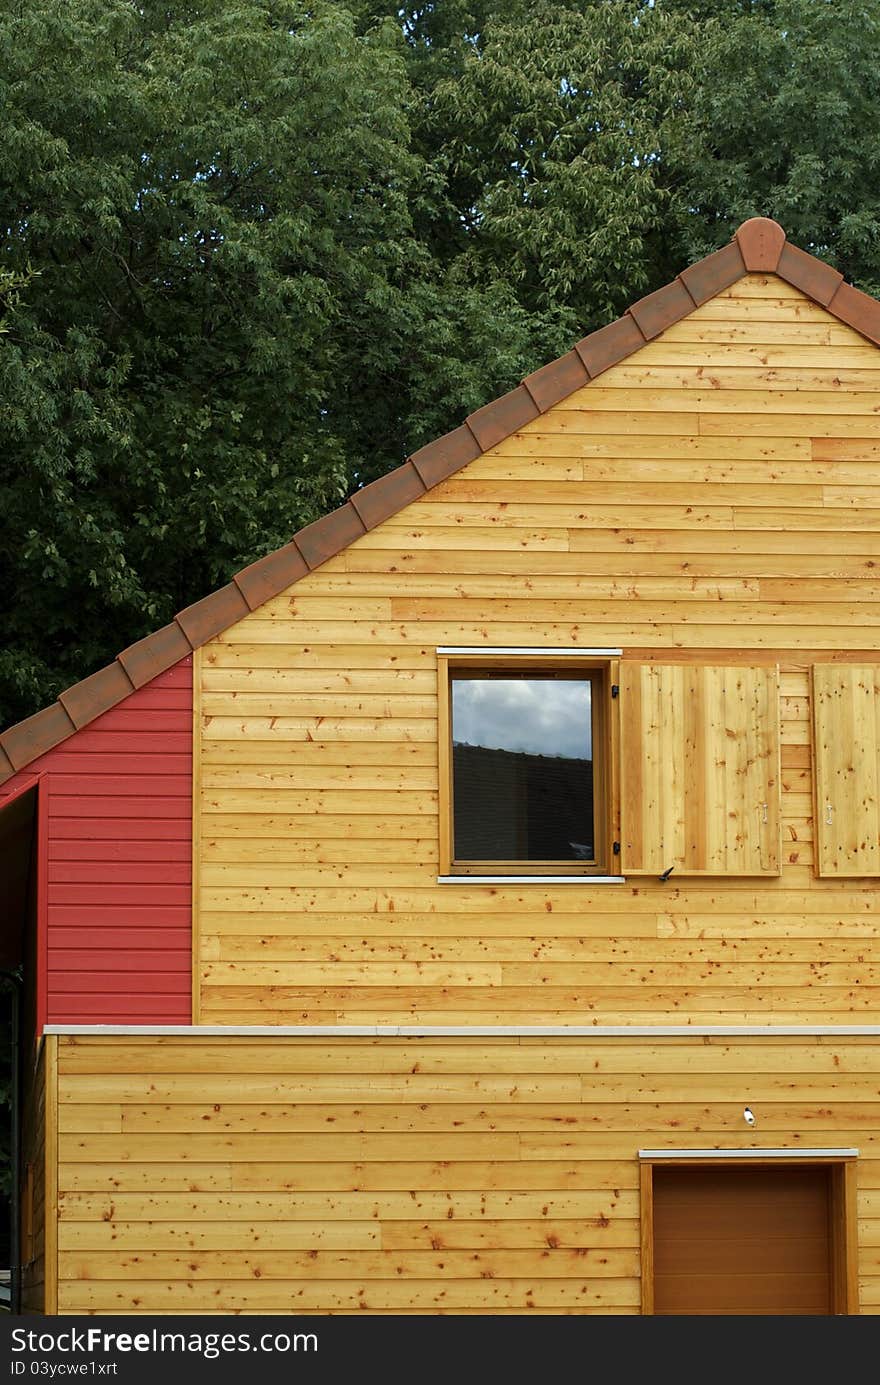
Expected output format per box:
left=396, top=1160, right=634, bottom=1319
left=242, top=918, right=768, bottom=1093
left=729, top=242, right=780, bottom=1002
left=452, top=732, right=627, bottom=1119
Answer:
left=349, top=461, right=427, bottom=532
left=735, top=217, right=786, bottom=272
left=628, top=278, right=697, bottom=341
left=523, top=350, right=590, bottom=414
left=678, top=240, right=747, bottom=306
left=117, top=623, right=193, bottom=689
left=575, top=315, right=645, bottom=379
left=175, top=583, right=251, bottom=647
left=827, top=280, right=880, bottom=345
left=776, top=242, right=844, bottom=306
left=294, top=502, right=367, bottom=570
left=57, top=661, right=136, bottom=730
left=233, top=541, right=310, bottom=611
left=0, top=702, right=76, bottom=772
left=410, top=425, right=482, bottom=489
left=466, top=385, right=540, bottom=451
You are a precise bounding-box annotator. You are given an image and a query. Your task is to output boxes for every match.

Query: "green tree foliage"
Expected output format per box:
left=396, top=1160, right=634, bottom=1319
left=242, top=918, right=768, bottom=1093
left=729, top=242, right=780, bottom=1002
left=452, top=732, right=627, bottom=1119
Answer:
left=0, top=0, right=537, bottom=725
left=2, top=0, right=879, bottom=725
left=666, top=0, right=880, bottom=289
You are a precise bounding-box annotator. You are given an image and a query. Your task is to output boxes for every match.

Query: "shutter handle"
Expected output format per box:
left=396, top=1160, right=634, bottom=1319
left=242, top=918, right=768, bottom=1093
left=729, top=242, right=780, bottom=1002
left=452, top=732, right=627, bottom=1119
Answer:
left=825, top=802, right=834, bottom=826
left=760, top=802, right=768, bottom=825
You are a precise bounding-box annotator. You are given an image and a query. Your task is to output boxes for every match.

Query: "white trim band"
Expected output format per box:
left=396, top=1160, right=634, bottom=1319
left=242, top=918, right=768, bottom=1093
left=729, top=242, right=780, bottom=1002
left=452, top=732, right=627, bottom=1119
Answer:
left=436, top=646, right=622, bottom=656
left=43, top=1024, right=880, bottom=1038
left=639, top=1147, right=858, bottom=1160
left=438, top=875, right=626, bottom=885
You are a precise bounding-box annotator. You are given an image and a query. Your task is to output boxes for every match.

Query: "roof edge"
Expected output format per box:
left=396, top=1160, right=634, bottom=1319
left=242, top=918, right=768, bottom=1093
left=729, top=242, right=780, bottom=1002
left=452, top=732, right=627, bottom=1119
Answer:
left=3, top=217, right=879, bottom=785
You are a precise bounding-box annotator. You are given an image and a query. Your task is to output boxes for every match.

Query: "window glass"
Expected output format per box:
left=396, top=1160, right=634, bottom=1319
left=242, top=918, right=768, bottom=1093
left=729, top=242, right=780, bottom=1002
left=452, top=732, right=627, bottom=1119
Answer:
left=451, top=675, right=594, bottom=862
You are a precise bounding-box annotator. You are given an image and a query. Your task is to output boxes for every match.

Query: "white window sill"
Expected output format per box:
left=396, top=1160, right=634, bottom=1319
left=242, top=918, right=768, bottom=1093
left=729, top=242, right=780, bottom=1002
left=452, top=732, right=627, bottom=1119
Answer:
left=437, top=874, right=627, bottom=885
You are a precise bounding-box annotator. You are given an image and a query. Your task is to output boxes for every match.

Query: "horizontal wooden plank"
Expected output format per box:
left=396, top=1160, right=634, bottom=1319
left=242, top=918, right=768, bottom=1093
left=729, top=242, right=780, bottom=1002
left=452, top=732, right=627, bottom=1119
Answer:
left=195, top=961, right=878, bottom=989
left=60, top=1215, right=633, bottom=1251
left=74, top=1099, right=880, bottom=1135
left=57, top=1278, right=640, bottom=1311
left=558, top=387, right=880, bottom=415
left=57, top=1185, right=634, bottom=1222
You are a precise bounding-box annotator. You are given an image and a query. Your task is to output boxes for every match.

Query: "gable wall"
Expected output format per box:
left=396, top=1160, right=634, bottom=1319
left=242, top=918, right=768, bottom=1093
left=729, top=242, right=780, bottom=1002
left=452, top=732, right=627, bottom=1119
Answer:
left=195, top=275, right=880, bottom=1026
left=0, top=659, right=193, bottom=1026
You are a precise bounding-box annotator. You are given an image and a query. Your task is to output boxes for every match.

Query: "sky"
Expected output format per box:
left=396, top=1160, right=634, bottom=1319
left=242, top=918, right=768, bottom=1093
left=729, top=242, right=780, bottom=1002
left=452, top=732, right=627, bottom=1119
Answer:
left=451, top=676, right=592, bottom=761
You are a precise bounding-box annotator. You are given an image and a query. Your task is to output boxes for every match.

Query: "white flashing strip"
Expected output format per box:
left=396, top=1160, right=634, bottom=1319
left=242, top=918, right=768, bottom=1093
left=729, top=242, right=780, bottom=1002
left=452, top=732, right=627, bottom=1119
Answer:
left=437, top=647, right=622, bottom=656
left=438, top=875, right=626, bottom=885
left=44, top=1024, right=880, bottom=1038
left=639, top=1148, right=859, bottom=1160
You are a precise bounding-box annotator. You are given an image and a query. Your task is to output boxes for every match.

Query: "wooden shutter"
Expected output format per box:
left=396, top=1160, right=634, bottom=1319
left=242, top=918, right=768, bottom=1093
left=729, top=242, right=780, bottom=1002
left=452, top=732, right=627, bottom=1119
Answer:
left=813, top=664, right=880, bottom=877
left=621, top=663, right=780, bottom=875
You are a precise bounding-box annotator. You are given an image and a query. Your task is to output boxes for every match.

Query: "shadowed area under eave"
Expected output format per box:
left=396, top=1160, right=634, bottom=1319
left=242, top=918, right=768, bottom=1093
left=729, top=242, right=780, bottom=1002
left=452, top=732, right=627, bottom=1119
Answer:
left=0, top=785, right=37, bottom=969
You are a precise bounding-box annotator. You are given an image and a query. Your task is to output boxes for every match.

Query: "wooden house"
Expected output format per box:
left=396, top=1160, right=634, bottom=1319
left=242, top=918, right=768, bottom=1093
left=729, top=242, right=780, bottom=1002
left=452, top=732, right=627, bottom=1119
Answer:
left=2, top=217, right=880, bottom=1315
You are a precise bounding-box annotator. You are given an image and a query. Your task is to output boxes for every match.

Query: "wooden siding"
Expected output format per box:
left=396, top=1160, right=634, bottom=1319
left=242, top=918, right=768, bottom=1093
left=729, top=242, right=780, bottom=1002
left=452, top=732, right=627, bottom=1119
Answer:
left=813, top=665, right=880, bottom=876
left=620, top=663, right=780, bottom=875
left=53, top=1033, right=880, bottom=1315
left=195, top=275, right=880, bottom=1026
left=0, top=662, right=193, bottom=1025
left=20, top=1043, right=47, bottom=1313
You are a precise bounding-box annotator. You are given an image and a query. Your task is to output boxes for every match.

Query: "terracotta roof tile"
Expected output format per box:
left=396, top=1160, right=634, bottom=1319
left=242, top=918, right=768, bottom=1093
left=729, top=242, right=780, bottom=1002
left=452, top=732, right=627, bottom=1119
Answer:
left=575, top=315, right=645, bottom=378
left=4, top=217, right=880, bottom=785
left=678, top=241, right=746, bottom=306
left=777, top=243, right=844, bottom=306
left=628, top=279, right=696, bottom=341
left=117, top=623, right=193, bottom=690
left=467, top=385, right=540, bottom=450
left=410, top=426, right=482, bottom=488
left=349, top=462, right=427, bottom=531
left=827, top=280, right=880, bottom=345
left=735, top=217, right=786, bottom=272
left=294, top=502, right=367, bottom=570
left=0, top=703, right=75, bottom=771
left=233, top=541, right=310, bottom=611
left=523, top=351, right=590, bottom=413
left=58, top=662, right=135, bottom=730
left=175, top=583, right=251, bottom=647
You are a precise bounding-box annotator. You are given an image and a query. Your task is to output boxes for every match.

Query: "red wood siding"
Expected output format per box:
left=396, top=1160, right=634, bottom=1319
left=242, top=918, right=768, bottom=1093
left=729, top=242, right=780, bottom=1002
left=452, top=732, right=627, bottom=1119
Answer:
left=0, top=659, right=192, bottom=1026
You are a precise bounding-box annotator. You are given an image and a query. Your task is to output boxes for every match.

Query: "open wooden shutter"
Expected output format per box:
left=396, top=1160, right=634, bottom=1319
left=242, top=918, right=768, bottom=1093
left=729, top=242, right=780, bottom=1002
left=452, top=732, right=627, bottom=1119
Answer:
left=813, top=664, right=880, bottom=877
left=621, top=663, right=780, bottom=876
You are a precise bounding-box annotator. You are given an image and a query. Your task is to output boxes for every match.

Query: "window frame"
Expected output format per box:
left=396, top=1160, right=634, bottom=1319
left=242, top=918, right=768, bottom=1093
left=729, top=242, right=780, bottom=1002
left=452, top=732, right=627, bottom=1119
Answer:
left=437, top=651, right=620, bottom=879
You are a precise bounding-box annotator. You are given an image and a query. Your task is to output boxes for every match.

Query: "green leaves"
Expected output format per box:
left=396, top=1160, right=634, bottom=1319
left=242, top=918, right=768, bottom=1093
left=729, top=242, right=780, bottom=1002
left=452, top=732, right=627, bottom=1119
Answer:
left=0, top=1, right=524, bottom=724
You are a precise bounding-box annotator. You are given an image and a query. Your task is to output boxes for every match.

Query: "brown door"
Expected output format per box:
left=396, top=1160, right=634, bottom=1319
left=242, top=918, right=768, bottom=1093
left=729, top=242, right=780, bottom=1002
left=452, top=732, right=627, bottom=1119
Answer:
left=652, top=1164, right=832, bottom=1315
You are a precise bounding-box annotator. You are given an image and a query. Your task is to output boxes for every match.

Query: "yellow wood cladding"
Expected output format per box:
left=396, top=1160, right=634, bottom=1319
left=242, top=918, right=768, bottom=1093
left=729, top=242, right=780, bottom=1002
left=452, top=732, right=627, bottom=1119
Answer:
left=53, top=1033, right=880, bottom=1315
left=621, top=664, right=780, bottom=876
left=813, top=665, right=880, bottom=877
left=20, top=1043, right=47, bottom=1314
left=195, top=274, right=880, bottom=1025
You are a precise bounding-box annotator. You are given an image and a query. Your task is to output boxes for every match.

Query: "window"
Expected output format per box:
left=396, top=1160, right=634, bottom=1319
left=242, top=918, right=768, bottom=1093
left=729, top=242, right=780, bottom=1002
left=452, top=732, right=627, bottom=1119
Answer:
left=437, top=651, right=619, bottom=877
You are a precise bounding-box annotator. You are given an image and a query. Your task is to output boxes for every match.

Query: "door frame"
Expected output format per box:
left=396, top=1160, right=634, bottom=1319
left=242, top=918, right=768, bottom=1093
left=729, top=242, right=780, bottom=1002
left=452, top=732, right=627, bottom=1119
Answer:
left=639, top=1150, right=859, bottom=1316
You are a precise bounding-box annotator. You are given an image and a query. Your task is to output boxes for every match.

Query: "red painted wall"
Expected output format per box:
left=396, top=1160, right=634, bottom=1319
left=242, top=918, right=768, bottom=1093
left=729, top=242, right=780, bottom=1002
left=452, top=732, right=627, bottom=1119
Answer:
left=0, top=658, right=192, bottom=1025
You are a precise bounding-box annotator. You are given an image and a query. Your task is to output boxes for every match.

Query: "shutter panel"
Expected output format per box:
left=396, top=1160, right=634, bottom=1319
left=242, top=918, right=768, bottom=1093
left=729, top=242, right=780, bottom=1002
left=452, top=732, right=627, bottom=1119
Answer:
left=813, top=664, right=880, bottom=877
left=621, top=663, right=780, bottom=876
